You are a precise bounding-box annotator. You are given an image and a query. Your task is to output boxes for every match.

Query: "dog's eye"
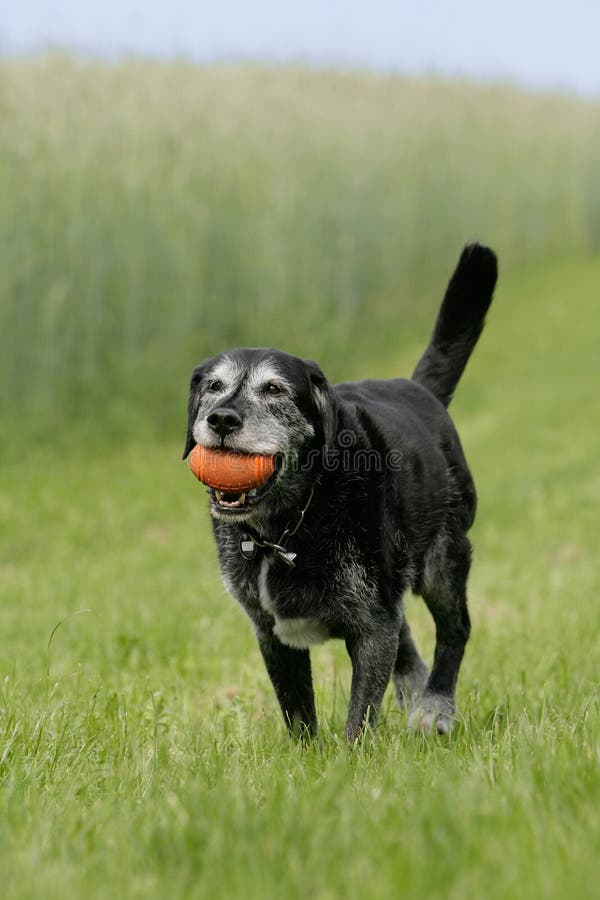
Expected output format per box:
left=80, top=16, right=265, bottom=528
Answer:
left=207, top=380, right=223, bottom=393
left=264, top=382, right=284, bottom=396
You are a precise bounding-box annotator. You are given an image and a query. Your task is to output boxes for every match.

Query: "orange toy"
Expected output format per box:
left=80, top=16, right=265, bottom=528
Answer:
left=188, top=445, right=276, bottom=492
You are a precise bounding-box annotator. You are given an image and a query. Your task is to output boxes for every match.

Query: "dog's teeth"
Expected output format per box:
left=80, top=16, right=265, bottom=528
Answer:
left=214, top=488, right=248, bottom=508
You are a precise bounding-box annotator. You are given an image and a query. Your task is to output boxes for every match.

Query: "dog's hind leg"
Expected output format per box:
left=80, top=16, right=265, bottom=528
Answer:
left=392, top=616, right=429, bottom=713
left=411, top=530, right=472, bottom=734
left=255, top=628, right=317, bottom=738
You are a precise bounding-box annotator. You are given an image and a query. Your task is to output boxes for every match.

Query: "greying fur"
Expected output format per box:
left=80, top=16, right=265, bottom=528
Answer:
left=183, top=244, right=498, bottom=741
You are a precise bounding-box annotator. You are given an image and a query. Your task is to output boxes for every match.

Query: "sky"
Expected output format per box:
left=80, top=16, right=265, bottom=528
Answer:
left=1, top=0, right=599, bottom=98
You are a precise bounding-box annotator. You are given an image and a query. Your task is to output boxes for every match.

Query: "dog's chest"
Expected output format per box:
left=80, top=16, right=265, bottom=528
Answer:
left=217, top=525, right=377, bottom=648
left=257, top=557, right=330, bottom=649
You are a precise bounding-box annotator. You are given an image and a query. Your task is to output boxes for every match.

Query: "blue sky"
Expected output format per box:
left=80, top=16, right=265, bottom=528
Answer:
left=1, top=1, right=599, bottom=97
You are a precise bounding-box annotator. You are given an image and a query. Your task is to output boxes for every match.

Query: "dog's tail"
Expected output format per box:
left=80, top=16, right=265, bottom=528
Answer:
left=412, top=243, right=498, bottom=407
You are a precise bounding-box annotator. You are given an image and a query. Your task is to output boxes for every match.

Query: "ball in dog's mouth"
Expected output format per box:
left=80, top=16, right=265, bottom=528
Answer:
left=188, top=445, right=279, bottom=515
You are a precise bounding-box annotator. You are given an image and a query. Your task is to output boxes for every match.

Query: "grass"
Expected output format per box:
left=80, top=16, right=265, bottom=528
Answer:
left=1, top=254, right=599, bottom=899
left=1, top=57, right=600, bottom=441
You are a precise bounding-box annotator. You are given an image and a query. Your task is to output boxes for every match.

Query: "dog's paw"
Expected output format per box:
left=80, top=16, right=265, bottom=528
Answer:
left=409, top=693, right=456, bottom=735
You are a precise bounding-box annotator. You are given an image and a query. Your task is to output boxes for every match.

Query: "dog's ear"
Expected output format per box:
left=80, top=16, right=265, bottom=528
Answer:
left=182, top=359, right=212, bottom=460
left=304, top=359, right=337, bottom=450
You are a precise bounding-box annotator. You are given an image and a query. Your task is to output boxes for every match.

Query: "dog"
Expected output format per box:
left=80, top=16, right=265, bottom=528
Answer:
left=183, top=244, right=498, bottom=741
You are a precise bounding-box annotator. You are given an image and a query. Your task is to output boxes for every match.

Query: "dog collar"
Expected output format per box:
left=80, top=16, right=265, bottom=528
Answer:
left=239, top=485, right=315, bottom=568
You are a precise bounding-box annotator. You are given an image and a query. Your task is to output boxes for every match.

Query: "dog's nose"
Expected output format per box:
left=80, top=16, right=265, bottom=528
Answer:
left=207, top=408, right=243, bottom=438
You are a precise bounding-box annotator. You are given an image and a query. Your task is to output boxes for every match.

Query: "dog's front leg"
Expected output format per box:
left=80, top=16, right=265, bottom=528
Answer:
left=345, top=626, right=399, bottom=743
left=255, top=627, right=317, bottom=738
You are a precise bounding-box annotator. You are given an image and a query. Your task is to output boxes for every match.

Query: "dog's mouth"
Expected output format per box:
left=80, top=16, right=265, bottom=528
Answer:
left=209, top=468, right=280, bottom=518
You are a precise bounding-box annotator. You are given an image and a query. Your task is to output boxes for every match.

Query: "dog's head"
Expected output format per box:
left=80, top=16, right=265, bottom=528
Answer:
left=183, top=348, right=337, bottom=522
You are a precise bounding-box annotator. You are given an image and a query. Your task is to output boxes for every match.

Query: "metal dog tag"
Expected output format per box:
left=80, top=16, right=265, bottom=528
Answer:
left=240, top=534, right=257, bottom=560
left=276, top=550, right=297, bottom=567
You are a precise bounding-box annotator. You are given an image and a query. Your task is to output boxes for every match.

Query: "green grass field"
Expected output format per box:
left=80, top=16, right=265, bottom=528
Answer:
left=1, top=57, right=600, bottom=898
left=2, top=255, right=599, bottom=899
left=2, top=57, right=600, bottom=442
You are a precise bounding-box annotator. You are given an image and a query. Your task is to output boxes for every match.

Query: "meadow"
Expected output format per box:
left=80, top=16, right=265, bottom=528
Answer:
left=1, top=57, right=599, bottom=898
left=2, top=56, right=600, bottom=439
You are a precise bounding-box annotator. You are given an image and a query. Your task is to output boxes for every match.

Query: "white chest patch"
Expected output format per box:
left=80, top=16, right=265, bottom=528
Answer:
left=258, top=557, right=276, bottom=613
left=272, top=617, right=329, bottom=649
left=258, top=557, right=330, bottom=649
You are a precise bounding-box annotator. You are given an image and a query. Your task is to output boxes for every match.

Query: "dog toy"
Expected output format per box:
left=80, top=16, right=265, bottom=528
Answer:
left=188, top=444, right=276, bottom=492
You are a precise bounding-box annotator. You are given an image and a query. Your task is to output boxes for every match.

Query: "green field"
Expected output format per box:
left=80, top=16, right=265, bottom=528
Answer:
left=2, top=57, right=600, bottom=440
left=1, top=58, right=599, bottom=899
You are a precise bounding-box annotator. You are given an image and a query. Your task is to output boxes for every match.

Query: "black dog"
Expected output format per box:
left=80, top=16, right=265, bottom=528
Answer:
left=184, top=244, right=497, bottom=741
